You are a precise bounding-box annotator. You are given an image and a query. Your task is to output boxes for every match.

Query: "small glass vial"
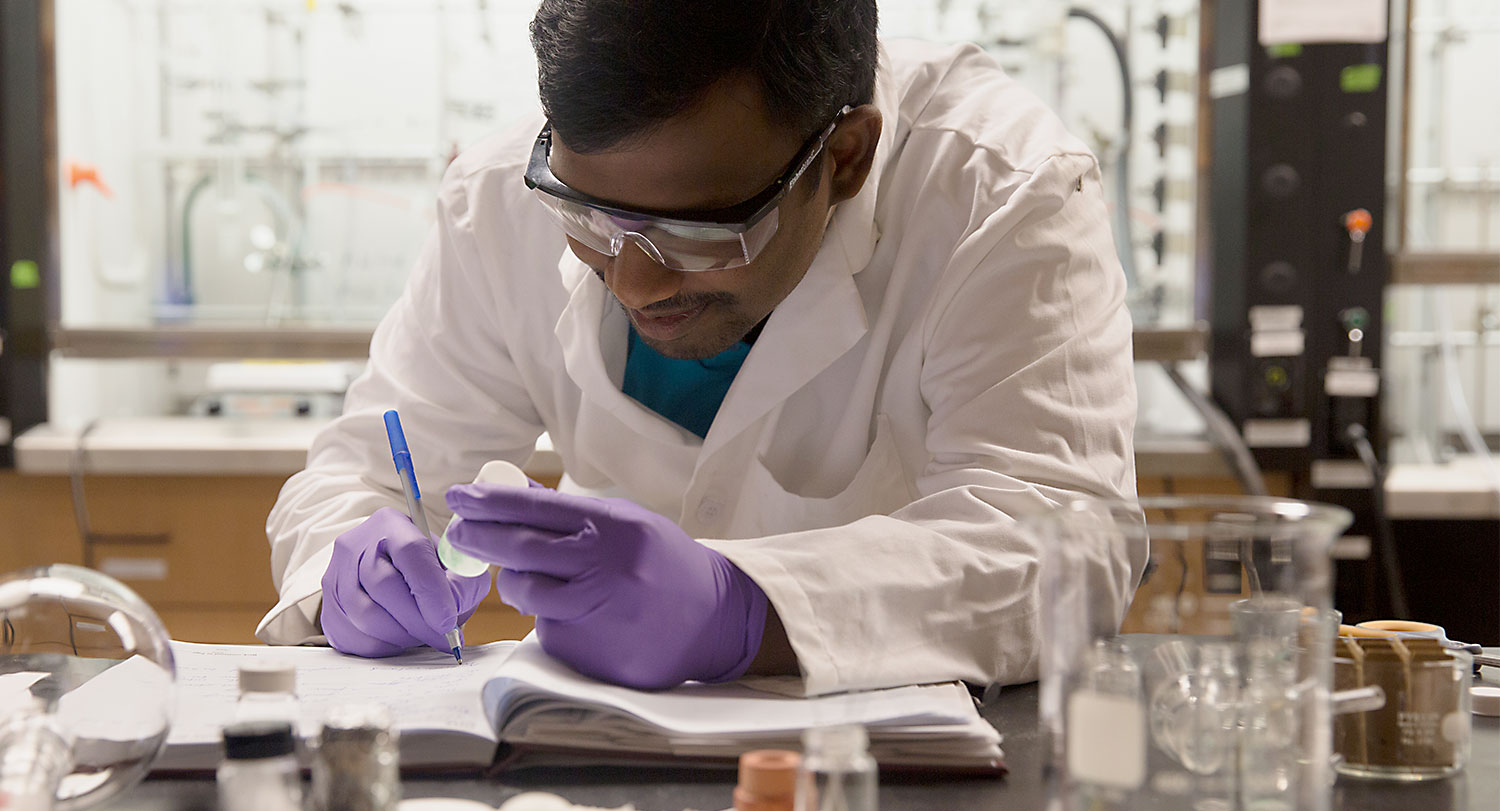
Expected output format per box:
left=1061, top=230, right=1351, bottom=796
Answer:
left=218, top=722, right=303, bottom=811
left=794, top=725, right=877, bottom=811
left=312, top=704, right=401, bottom=811
left=235, top=660, right=300, bottom=730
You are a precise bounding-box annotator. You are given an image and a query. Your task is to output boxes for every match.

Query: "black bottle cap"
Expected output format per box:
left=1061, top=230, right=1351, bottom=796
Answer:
left=222, top=721, right=296, bottom=760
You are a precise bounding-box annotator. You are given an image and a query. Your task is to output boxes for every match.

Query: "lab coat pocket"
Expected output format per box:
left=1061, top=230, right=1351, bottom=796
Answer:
left=737, top=416, right=916, bottom=537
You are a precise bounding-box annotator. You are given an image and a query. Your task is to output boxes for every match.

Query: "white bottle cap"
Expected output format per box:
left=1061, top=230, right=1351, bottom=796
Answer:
left=1473, top=685, right=1500, bottom=717
left=239, top=660, right=295, bottom=695
left=474, top=460, right=529, bottom=487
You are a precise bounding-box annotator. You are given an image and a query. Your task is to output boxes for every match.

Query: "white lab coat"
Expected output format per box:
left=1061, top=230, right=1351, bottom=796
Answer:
left=258, top=40, right=1143, bottom=696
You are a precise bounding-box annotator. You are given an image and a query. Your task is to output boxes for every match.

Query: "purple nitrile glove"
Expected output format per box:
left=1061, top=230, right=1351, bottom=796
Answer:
left=443, top=484, right=769, bottom=690
left=320, top=507, right=492, bottom=658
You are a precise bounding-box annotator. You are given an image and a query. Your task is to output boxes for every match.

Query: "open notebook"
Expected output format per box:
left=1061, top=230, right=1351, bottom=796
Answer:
left=154, top=636, right=1004, bottom=774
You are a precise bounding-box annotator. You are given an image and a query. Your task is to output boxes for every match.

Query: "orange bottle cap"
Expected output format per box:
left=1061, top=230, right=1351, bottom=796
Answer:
left=734, top=749, right=800, bottom=811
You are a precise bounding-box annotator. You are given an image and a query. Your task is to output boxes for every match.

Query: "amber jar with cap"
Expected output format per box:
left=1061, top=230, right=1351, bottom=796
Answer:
left=735, top=749, right=801, bottom=811
left=1333, top=635, right=1472, bottom=780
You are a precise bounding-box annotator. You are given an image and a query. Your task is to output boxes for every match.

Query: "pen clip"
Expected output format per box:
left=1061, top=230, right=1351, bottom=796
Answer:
left=392, top=451, right=421, bottom=499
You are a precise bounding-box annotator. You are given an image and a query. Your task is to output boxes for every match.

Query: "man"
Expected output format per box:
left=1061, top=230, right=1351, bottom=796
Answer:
left=258, top=0, right=1143, bottom=696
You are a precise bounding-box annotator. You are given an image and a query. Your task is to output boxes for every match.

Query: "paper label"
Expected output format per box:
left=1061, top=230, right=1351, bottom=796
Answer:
left=1244, top=418, right=1312, bottom=448
left=1210, top=64, right=1251, bottom=99
left=1331, top=535, right=1372, bottom=560
left=1325, top=368, right=1380, bottom=397
left=1249, top=305, right=1304, bottom=331
left=1260, top=0, right=1389, bottom=46
left=1068, top=690, right=1146, bottom=789
left=1312, top=459, right=1375, bottom=489
left=1251, top=330, right=1306, bottom=358
left=99, top=557, right=168, bottom=581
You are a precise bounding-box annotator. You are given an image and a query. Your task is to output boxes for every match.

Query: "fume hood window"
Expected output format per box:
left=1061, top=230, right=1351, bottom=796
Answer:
left=55, top=0, right=539, bottom=330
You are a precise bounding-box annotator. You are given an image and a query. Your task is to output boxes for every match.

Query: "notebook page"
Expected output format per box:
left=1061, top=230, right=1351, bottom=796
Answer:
left=485, top=636, right=978, bottom=737
left=166, top=640, right=516, bottom=747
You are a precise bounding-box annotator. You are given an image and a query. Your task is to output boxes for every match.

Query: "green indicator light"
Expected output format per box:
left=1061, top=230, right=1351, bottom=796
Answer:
left=1267, top=43, right=1303, bottom=59
left=1266, top=366, right=1290, bottom=388
left=9, top=260, right=40, bottom=290
left=1340, top=64, right=1383, bottom=93
left=1342, top=307, right=1370, bottom=330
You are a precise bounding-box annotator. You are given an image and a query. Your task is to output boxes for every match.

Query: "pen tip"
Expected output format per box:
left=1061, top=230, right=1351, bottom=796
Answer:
left=453, top=647, right=463, bottom=664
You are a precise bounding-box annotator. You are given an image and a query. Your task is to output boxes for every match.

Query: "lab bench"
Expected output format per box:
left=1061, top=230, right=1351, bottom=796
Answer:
left=110, top=668, right=1500, bottom=811
left=18, top=417, right=1498, bottom=515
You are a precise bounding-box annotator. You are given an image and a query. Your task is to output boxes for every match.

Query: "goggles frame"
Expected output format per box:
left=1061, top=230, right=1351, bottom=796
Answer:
left=523, top=106, right=850, bottom=271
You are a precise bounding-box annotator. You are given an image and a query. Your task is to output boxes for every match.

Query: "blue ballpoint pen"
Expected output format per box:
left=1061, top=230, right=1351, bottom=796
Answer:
left=383, top=409, right=464, bottom=664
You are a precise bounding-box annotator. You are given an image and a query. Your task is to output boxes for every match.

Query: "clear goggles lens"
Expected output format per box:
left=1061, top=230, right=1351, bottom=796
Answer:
left=534, top=194, right=781, bottom=272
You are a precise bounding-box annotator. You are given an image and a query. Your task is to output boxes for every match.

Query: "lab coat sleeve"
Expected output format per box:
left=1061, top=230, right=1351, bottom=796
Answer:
left=257, top=166, right=546, bottom=645
left=702, top=153, right=1144, bottom=695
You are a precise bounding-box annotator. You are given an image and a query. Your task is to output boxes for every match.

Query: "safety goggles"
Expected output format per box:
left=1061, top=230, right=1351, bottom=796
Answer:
left=523, top=106, right=850, bottom=271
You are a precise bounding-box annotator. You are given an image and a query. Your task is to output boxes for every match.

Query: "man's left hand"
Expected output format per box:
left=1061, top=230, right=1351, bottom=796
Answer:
left=443, top=483, right=768, bottom=690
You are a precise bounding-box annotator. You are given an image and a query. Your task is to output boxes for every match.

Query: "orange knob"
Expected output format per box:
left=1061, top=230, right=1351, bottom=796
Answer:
left=1343, top=208, right=1372, bottom=236
left=66, top=161, right=114, bottom=198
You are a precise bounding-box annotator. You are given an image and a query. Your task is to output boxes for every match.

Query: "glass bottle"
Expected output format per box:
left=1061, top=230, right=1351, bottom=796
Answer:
left=235, top=660, right=300, bottom=730
left=217, top=722, right=303, bottom=811
left=794, top=725, right=877, bottom=811
left=0, top=707, right=73, bottom=811
left=1180, top=642, right=1241, bottom=776
left=1240, top=638, right=1299, bottom=809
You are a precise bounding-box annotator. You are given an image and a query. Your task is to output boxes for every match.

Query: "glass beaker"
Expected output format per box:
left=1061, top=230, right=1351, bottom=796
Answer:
left=1025, top=496, right=1351, bottom=811
left=1332, top=636, right=1471, bottom=780
left=0, top=564, right=176, bottom=810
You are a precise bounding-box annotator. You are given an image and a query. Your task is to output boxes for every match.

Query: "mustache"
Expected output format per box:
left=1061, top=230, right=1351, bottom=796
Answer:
left=593, top=271, right=736, bottom=312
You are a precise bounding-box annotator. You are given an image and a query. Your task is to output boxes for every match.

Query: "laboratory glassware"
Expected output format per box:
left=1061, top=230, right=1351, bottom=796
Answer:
left=0, top=564, right=176, bottom=810
left=794, top=724, right=877, bottom=811
left=217, top=721, right=303, bottom=811
left=1333, top=635, right=1472, bottom=780
left=234, top=659, right=300, bottom=730
left=1025, top=495, right=1352, bottom=811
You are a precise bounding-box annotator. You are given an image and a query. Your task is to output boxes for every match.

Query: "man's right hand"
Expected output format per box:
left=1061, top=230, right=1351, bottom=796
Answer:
left=320, top=507, right=492, bottom=657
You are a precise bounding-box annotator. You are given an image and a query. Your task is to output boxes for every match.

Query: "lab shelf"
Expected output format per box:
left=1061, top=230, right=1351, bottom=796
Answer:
left=1390, top=252, right=1500, bottom=286
left=50, top=324, right=1213, bottom=363
left=1132, top=323, right=1210, bottom=363
left=51, top=325, right=376, bottom=360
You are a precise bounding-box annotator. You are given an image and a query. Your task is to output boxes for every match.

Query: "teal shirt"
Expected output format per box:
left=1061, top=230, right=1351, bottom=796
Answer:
left=622, top=328, right=750, bottom=439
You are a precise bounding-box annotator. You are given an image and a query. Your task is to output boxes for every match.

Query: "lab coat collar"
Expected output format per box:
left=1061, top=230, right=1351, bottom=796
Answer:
left=554, top=253, right=698, bottom=446
left=698, top=53, right=900, bottom=454
left=818, top=44, right=898, bottom=280
left=699, top=235, right=867, bottom=457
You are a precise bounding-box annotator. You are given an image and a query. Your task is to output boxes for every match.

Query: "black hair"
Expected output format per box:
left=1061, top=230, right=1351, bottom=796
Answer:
left=530, top=0, right=878, bottom=153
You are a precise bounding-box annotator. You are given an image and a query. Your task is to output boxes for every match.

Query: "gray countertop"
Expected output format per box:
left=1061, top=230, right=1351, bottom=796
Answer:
left=113, top=668, right=1500, bottom=811
left=13, top=419, right=1499, bottom=518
